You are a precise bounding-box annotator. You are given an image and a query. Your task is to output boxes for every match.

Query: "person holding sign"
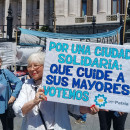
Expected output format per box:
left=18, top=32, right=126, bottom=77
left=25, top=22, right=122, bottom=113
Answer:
left=13, top=52, right=99, bottom=130
left=0, top=57, right=23, bottom=130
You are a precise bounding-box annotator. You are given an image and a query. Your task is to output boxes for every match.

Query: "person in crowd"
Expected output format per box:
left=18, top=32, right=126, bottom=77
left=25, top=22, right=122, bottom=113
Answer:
left=21, top=74, right=31, bottom=83
left=68, top=111, right=87, bottom=124
left=0, top=57, right=23, bottom=130
left=98, top=111, right=128, bottom=130
left=75, top=113, right=87, bottom=124
left=13, top=52, right=99, bottom=130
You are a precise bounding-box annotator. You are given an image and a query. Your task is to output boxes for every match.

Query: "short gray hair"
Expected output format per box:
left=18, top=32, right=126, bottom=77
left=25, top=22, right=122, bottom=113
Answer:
left=27, top=52, right=45, bottom=65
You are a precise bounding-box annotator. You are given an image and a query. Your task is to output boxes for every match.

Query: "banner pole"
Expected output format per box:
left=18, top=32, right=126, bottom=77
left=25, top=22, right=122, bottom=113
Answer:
left=123, top=0, right=128, bottom=44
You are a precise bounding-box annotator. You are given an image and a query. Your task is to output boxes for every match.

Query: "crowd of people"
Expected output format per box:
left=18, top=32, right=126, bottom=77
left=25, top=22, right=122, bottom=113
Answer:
left=0, top=52, right=128, bottom=130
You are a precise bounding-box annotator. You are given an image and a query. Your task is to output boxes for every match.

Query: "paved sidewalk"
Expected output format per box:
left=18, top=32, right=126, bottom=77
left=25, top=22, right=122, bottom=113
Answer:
left=70, top=113, right=130, bottom=130
left=0, top=113, right=130, bottom=130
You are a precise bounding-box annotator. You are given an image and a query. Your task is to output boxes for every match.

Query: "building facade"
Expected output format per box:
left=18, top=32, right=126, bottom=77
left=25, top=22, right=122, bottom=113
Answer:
left=0, top=0, right=128, bottom=36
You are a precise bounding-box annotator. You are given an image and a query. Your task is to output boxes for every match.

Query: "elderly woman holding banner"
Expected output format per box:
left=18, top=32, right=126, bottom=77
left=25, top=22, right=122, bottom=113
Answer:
left=13, top=52, right=99, bottom=130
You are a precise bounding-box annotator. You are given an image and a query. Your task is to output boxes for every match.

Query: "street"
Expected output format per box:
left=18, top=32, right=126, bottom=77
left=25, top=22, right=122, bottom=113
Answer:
left=0, top=113, right=130, bottom=130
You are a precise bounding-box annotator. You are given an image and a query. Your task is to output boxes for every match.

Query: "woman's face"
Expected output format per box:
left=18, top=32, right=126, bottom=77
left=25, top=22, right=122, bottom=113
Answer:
left=27, top=62, right=43, bottom=81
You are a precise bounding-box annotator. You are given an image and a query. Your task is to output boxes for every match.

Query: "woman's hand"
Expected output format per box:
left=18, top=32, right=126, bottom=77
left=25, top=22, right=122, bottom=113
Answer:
left=22, top=88, right=47, bottom=115
left=33, top=88, right=47, bottom=105
left=8, top=96, right=16, bottom=104
left=89, top=104, right=99, bottom=115
left=80, top=104, right=99, bottom=115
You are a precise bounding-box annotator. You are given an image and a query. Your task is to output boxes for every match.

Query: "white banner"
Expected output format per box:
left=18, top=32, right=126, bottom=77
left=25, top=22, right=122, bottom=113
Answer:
left=0, top=42, right=16, bottom=68
left=16, top=46, right=43, bottom=66
left=81, top=34, right=119, bottom=44
left=42, top=38, right=130, bottom=113
left=19, top=27, right=121, bottom=45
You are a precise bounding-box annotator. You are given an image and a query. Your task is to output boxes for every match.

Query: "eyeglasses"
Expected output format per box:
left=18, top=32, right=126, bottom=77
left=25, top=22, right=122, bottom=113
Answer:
left=27, top=64, right=43, bottom=70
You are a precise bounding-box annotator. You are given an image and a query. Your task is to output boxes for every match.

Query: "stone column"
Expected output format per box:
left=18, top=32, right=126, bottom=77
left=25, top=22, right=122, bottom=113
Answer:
left=4, top=0, right=10, bottom=26
left=21, top=0, right=27, bottom=28
left=4, top=0, right=10, bottom=38
left=12, top=1, right=17, bottom=26
left=93, top=0, right=97, bottom=16
left=39, top=0, right=44, bottom=25
left=64, top=0, right=68, bottom=17
left=68, top=0, right=76, bottom=16
left=27, top=0, right=33, bottom=26
left=76, top=0, right=81, bottom=17
left=98, top=0, right=107, bottom=14
left=55, top=0, right=64, bottom=16
left=107, top=0, right=111, bottom=15
left=0, top=1, right=3, bottom=25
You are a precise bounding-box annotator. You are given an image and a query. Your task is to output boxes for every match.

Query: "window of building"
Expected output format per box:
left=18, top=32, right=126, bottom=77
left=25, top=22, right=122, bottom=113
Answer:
left=112, top=0, right=125, bottom=14
left=37, top=0, right=39, bottom=9
left=112, top=0, right=117, bottom=14
left=81, top=0, right=93, bottom=16
left=82, top=0, right=87, bottom=16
